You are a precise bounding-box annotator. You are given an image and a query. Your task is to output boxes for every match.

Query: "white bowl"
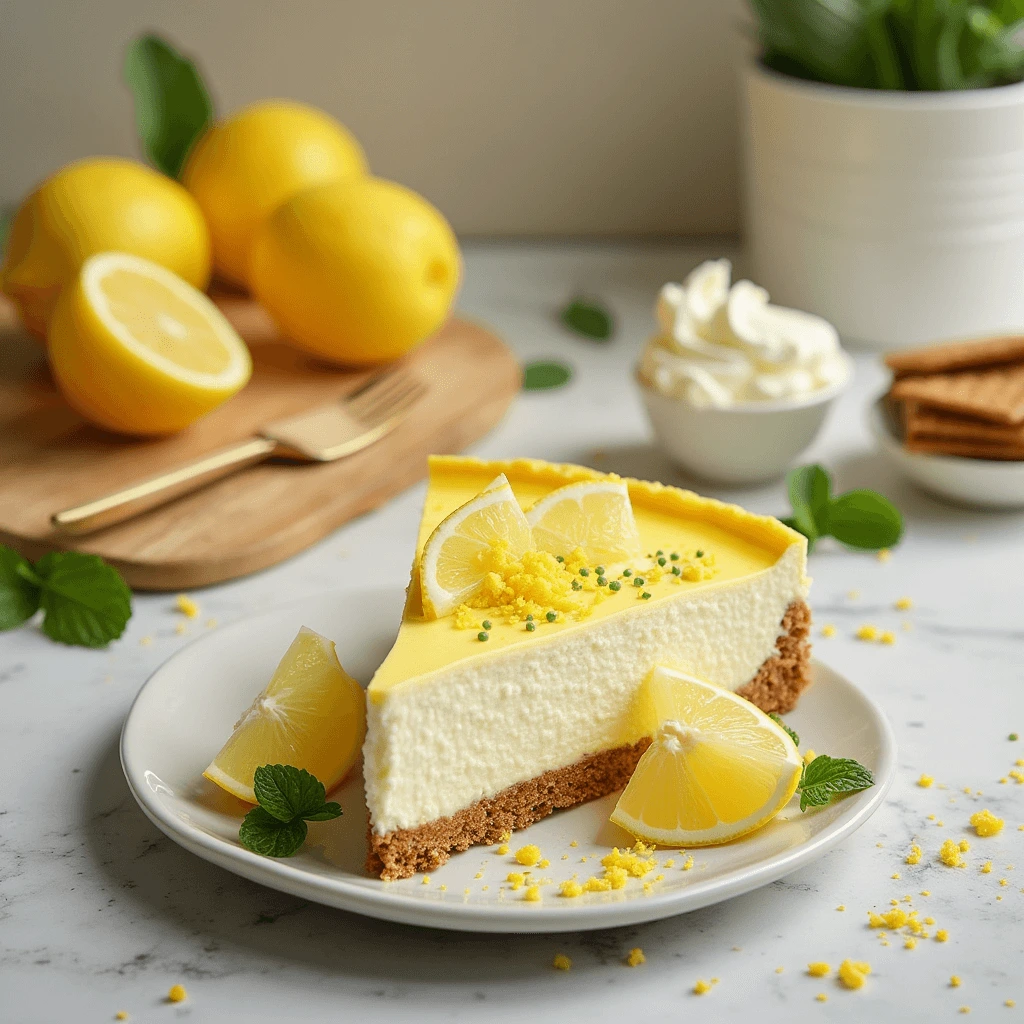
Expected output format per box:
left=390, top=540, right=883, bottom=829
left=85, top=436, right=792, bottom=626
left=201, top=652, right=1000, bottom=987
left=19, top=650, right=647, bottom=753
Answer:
left=870, top=398, right=1024, bottom=509
left=637, top=357, right=852, bottom=485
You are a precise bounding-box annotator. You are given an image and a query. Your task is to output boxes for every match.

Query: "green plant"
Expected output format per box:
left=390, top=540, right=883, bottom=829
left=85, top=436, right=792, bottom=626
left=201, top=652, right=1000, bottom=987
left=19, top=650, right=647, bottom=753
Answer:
left=750, top=0, right=1024, bottom=90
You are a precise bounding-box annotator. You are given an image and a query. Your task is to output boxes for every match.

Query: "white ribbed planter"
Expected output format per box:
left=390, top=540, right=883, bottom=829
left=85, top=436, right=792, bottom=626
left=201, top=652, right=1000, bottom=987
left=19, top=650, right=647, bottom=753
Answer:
left=742, top=62, right=1024, bottom=349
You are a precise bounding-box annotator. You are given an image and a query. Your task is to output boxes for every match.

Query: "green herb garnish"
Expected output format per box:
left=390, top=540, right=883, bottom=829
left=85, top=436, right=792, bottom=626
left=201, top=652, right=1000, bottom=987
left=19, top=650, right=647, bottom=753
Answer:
left=560, top=298, right=613, bottom=340
left=238, top=765, right=342, bottom=858
left=123, top=34, right=213, bottom=179
left=797, top=754, right=874, bottom=813
left=1011, top=733, right=1019, bottom=742
left=782, top=464, right=903, bottom=553
left=769, top=713, right=799, bottom=747
left=523, top=361, right=572, bottom=391
left=0, top=545, right=132, bottom=647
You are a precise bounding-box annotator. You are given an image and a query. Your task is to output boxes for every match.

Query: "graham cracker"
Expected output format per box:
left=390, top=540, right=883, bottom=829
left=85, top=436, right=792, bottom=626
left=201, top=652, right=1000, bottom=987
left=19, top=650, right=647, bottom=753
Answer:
left=890, top=364, right=1024, bottom=424
left=905, top=403, right=1024, bottom=444
left=886, top=335, right=1024, bottom=377
left=904, top=436, right=1024, bottom=460
left=366, top=600, right=812, bottom=880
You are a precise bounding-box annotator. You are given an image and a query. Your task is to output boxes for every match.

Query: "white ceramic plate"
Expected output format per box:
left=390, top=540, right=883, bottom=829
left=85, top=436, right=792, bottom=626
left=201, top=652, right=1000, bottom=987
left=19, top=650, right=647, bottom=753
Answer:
left=871, top=398, right=1024, bottom=509
left=122, top=586, right=896, bottom=933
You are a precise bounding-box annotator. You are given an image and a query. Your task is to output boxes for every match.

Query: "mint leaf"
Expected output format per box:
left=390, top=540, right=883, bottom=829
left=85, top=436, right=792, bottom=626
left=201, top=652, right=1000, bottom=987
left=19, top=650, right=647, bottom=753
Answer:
left=239, top=806, right=308, bottom=857
left=302, top=802, right=343, bottom=822
left=523, top=361, right=572, bottom=391
left=824, top=490, right=904, bottom=550
left=561, top=298, right=613, bottom=340
left=787, top=464, right=831, bottom=544
left=0, top=546, right=41, bottom=631
left=253, top=765, right=327, bottom=822
left=123, top=34, right=213, bottom=178
left=798, top=754, right=874, bottom=813
left=768, top=712, right=799, bottom=747
left=35, top=551, right=132, bottom=647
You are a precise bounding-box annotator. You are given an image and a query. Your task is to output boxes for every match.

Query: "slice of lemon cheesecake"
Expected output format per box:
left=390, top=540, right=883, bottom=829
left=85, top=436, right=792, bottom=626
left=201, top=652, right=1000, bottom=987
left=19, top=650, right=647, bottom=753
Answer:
left=364, top=456, right=811, bottom=880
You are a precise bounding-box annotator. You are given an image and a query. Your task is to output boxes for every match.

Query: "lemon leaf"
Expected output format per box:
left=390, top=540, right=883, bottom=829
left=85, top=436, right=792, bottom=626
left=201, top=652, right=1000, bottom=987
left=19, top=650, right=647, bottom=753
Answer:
left=253, top=764, right=328, bottom=822
left=124, top=34, right=213, bottom=179
left=239, top=807, right=308, bottom=858
left=34, top=551, right=132, bottom=648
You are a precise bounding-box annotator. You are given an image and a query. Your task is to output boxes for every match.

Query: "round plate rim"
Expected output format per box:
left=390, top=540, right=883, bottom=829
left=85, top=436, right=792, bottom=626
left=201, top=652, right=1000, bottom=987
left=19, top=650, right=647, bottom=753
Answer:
left=121, top=586, right=898, bottom=933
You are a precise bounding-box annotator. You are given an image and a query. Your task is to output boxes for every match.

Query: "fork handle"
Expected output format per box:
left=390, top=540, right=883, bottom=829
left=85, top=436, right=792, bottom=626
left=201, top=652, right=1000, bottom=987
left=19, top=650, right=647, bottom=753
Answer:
left=51, top=437, right=279, bottom=536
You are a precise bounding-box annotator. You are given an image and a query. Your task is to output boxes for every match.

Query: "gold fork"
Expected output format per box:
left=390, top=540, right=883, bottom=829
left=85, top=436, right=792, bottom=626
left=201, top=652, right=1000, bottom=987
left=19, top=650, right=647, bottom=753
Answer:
left=52, top=369, right=426, bottom=535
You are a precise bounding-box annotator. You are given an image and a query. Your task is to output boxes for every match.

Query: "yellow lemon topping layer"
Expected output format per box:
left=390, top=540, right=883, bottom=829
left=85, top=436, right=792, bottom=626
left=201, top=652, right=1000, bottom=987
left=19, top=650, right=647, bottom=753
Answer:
left=369, top=457, right=805, bottom=699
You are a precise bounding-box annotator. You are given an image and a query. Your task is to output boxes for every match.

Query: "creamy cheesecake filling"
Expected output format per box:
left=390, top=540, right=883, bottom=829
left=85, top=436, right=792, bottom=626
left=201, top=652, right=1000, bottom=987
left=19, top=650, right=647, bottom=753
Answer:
left=364, top=543, right=807, bottom=835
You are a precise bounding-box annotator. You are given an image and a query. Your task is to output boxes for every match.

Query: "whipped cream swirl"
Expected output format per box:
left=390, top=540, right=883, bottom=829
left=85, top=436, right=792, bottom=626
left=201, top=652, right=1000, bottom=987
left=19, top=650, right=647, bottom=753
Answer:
left=639, top=259, right=849, bottom=408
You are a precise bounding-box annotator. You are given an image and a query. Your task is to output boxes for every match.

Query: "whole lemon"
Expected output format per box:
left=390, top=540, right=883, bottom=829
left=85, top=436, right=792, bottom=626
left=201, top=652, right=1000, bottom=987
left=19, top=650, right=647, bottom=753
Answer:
left=0, top=158, right=211, bottom=338
left=250, top=177, right=461, bottom=366
left=182, top=100, right=367, bottom=287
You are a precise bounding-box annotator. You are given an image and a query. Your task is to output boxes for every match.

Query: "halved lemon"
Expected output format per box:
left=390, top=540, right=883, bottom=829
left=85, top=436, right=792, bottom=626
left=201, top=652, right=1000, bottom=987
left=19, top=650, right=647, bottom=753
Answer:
left=525, top=479, right=641, bottom=563
left=204, top=626, right=366, bottom=803
left=48, top=251, right=252, bottom=435
left=419, top=474, right=533, bottom=619
left=611, top=667, right=801, bottom=846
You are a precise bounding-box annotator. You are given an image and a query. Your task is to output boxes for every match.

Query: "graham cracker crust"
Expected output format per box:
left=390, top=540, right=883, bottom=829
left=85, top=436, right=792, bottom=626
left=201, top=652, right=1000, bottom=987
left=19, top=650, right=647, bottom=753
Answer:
left=367, top=598, right=812, bottom=880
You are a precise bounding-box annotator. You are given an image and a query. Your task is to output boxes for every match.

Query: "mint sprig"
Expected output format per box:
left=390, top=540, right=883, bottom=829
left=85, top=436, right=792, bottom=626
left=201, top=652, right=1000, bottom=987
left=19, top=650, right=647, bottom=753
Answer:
left=798, top=754, right=874, bottom=813
left=238, top=765, right=342, bottom=858
left=0, top=545, right=131, bottom=647
left=560, top=298, right=613, bottom=340
left=123, top=34, right=213, bottom=178
left=781, top=464, right=903, bottom=553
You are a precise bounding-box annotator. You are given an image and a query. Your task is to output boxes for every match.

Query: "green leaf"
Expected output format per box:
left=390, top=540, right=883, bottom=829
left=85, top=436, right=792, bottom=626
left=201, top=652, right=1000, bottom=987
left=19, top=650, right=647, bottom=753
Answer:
left=560, top=299, right=613, bottom=340
left=523, top=361, right=572, bottom=391
left=252, top=764, right=327, bottom=822
left=769, top=712, right=800, bottom=747
left=824, top=489, right=904, bottom=550
left=786, top=464, right=831, bottom=542
left=0, top=546, right=41, bottom=631
left=123, top=34, right=213, bottom=178
left=302, top=802, right=343, bottom=823
left=34, top=551, right=132, bottom=647
left=239, top=806, right=308, bottom=857
left=799, top=754, right=874, bottom=812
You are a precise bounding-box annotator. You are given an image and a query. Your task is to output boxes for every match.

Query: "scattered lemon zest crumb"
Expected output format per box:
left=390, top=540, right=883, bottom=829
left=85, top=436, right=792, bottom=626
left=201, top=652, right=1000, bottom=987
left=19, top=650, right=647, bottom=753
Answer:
left=523, top=885, right=541, bottom=902
left=906, top=844, right=923, bottom=865
left=936, top=930, right=949, bottom=942
left=960, top=1008, right=971, bottom=1015
left=816, top=993, right=828, bottom=1003
left=856, top=625, right=879, bottom=641
left=1001, top=878, right=1009, bottom=886
left=174, top=622, right=187, bottom=635
left=951, top=976, right=962, bottom=988
left=904, top=938, right=917, bottom=950
left=921, top=890, right=931, bottom=896
left=553, top=954, right=571, bottom=971
left=1007, top=1000, right=1016, bottom=1008
left=880, top=631, right=896, bottom=645
left=917, top=774, right=934, bottom=788
left=439, top=884, right=447, bottom=891
left=139, top=636, right=152, bottom=646
left=848, top=589, right=860, bottom=599
left=515, top=844, right=542, bottom=866
left=837, top=904, right=846, bottom=911
left=940, top=839, right=965, bottom=867
left=569, top=840, right=578, bottom=847
left=891, top=872, right=901, bottom=879
left=627, top=948, right=645, bottom=967
left=682, top=855, right=694, bottom=870
left=821, top=624, right=837, bottom=638
left=601, top=843, right=657, bottom=878
left=506, top=872, right=525, bottom=891
left=804, top=749, right=817, bottom=765
left=693, top=979, right=710, bottom=994
left=838, top=960, right=871, bottom=989
left=115, top=1014, right=129, bottom=1022
left=775, top=966, right=784, bottom=974
left=497, top=844, right=509, bottom=855
left=205, top=618, right=217, bottom=628
left=877, top=548, right=891, bottom=562
left=167, top=985, right=187, bottom=1004
left=664, top=858, right=675, bottom=868
left=895, top=597, right=913, bottom=610
left=474, top=871, right=483, bottom=879
left=175, top=594, right=199, bottom=618
left=960, top=839, right=971, bottom=852
left=971, top=809, right=1005, bottom=836
left=422, top=875, right=430, bottom=885
left=807, top=962, right=830, bottom=977
left=558, top=879, right=583, bottom=898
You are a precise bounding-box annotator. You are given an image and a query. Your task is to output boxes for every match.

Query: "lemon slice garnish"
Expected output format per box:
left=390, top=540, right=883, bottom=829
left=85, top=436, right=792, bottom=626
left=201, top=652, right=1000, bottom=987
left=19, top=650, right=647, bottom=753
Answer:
left=204, top=627, right=366, bottom=803
left=48, top=251, right=251, bottom=435
left=611, top=667, right=802, bottom=846
left=419, top=474, right=533, bottom=619
left=525, top=479, right=641, bottom=564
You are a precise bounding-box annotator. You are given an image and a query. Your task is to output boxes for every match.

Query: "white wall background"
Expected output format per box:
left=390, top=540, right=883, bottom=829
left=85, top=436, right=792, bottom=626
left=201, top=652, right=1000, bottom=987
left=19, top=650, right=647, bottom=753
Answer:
left=0, top=0, right=750, bottom=236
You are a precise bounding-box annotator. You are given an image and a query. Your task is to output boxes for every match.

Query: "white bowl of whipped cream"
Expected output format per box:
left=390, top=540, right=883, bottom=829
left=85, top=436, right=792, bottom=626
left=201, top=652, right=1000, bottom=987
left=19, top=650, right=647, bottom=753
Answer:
left=636, top=259, right=852, bottom=484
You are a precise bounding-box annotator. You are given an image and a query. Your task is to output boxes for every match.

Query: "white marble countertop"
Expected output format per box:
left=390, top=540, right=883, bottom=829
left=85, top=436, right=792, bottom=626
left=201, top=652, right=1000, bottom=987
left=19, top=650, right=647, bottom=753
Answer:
left=4, top=241, right=1024, bottom=1024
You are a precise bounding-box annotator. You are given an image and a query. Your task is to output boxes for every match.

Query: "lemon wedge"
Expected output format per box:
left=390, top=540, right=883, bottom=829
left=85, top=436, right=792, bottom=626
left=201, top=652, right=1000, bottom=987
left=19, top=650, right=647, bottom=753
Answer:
left=204, top=626, right=366, bottom=803
left=525, top=479, right=641, bottom=563
left=48, top=251, right=252, bottom=436
left=419, top=474, right=533, bottom=619
left=611, top=667, right=801, bottom=846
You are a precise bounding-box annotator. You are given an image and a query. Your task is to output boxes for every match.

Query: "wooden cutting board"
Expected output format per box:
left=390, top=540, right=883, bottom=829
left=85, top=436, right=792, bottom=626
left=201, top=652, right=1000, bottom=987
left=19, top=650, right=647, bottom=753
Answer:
left=0, top=295, right=521, bottom=590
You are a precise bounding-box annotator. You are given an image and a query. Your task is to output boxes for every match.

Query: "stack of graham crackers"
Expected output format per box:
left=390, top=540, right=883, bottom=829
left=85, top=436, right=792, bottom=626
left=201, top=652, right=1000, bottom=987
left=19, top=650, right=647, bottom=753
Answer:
left=886, top=336, right=1024, bottom=460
